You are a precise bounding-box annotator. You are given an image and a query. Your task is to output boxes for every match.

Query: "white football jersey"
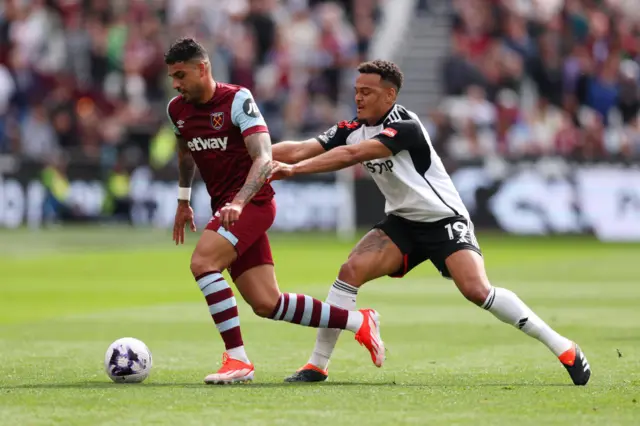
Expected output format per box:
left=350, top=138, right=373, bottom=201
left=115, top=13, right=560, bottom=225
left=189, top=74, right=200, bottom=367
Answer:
left=316, top=104, right=469, bottom=223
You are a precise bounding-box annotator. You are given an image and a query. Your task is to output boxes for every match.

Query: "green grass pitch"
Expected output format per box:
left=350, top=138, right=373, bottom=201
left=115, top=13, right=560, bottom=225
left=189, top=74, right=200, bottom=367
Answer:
left=1, top=228, right=639, bottom=425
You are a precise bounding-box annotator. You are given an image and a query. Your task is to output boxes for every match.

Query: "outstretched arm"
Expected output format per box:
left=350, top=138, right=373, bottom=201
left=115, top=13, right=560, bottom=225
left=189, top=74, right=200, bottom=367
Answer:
left=287, top=140, right=392, bottom=176
left=272, top=139, right=326, bottom=163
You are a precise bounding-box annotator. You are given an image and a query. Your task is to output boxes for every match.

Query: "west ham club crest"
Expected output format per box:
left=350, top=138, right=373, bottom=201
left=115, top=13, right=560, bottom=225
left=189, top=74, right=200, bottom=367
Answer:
left=211, top=112, right=224, bottom=130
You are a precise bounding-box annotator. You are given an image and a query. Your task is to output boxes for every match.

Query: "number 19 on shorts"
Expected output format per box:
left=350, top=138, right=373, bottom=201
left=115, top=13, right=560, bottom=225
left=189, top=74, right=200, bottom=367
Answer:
left=445, top=221, right=474, bottom=245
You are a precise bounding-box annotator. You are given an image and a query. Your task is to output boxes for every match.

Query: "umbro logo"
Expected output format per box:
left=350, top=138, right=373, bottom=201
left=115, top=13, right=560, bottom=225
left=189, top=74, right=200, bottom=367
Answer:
left=177, top=120, right=185, bottom=128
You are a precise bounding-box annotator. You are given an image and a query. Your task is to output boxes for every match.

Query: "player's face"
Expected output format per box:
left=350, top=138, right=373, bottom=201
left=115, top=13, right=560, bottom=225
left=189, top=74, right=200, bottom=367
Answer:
left=168, top=62, right=205, bottom=103
left=354, top=74, right=395, bottom=124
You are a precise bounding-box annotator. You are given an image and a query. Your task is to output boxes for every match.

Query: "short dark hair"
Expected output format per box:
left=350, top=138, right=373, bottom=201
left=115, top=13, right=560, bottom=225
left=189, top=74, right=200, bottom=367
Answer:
left=164, top=37, right=208, bottom=65
left=357, top=60, right=404, bottom=92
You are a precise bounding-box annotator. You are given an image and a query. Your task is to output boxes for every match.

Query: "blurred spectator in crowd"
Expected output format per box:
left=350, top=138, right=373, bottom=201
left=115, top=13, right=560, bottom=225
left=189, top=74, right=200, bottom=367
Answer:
left=20, top=102, right=59, bottom=160
left=435, top=0, right=640, bottom=163
left=102, top=155, right=131, bottom=224
left=0, top=0, right=381, bottom=166
left=622, top=115, right=640, bottom=157
left=40, top=153, right=88, bottom=226
left=4, top=0, right=638, bottom=173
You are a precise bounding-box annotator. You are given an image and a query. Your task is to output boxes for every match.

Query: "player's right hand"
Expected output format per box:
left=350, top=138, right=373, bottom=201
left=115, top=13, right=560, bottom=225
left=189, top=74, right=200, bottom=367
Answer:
left=270, top=161, right=295, bottom=181
left=173, top=200, right=197, bottom=245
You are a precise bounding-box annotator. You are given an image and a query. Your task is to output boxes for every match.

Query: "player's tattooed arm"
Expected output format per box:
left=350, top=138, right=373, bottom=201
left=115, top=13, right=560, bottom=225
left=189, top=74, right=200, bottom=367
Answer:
left=232, top=132, right=273, bottom=207
left=177, top=136, right=196, bottom=188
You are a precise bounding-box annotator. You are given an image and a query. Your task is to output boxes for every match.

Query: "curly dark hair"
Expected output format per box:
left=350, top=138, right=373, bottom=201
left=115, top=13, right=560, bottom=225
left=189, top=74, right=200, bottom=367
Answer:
left=357, top=60, right=404, bottom=92
left=164, top=37, right=208, bottom=65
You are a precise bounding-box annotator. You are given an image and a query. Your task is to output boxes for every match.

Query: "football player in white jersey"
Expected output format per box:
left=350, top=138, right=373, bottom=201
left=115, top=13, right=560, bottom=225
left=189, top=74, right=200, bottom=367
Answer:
left=271, top=60, right=591, bottom=386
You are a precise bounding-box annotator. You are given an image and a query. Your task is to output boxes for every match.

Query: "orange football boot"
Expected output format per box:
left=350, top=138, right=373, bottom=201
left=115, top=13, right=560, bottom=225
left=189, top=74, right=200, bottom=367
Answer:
left=204, top=352, right=254, bottom=385
left=354, top=309, right=385, bottom=368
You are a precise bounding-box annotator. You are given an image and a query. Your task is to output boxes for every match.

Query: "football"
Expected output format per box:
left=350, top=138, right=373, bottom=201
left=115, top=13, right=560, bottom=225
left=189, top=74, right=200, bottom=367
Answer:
left=104, top=337, right=153, bottom=383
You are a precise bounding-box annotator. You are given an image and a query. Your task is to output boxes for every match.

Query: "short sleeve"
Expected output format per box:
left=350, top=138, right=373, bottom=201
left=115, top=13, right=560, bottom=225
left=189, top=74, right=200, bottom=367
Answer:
left=371, top=120, right=423, bottom=155
left=166, top=96, right=181, bottom=135
left=231, top=88, right=269, bottom=137
left=315, top=120, right=360, bottom=151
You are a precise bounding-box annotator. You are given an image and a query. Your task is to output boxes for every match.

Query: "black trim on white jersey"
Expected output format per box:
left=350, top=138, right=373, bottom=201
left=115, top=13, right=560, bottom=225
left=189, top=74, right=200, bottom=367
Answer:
left=377, top=105, right=461, bottom=217
left=372, top=120, right=420, bottom=154
left=316, top=120, right=362, bottom=151
left=322, top=103, right=463, bottom=219
left=407, top=144, right=460, bottom=216
left=384, top=104, right=408, bottom=125
left=374, top=105, right=396, bottom=126
left=372, top=104, right=408, bottom=126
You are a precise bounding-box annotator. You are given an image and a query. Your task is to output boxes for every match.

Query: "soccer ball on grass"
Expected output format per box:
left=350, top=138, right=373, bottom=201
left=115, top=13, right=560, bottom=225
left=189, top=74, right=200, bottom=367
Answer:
left=104, top=337, right=152, bottom=383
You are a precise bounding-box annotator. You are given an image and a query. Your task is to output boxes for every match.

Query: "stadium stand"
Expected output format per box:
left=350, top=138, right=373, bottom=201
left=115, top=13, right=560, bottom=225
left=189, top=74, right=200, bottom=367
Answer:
left=1, top=0, right=638, bottom=232
left=0, top=0, right=382, bottom=168
left=428, top=0, right=640, bottom=164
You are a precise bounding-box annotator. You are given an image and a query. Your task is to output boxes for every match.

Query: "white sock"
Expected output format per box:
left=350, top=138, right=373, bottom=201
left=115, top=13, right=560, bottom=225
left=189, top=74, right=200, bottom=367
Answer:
left=308, top=279, right=358, bottom=370
left=482, top=287, right=572, bottom=356
left=226, top=346, right=250, bottom=364
left=346, top=311, right=364, bottom=333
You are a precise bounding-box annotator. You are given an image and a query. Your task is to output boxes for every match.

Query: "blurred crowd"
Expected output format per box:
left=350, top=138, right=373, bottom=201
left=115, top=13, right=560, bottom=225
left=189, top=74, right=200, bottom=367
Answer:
left=0, top=0, right=380, bottom=168
left=432, top=0, right=640, bottom=162
left=3, top=0, right=639, bottom=174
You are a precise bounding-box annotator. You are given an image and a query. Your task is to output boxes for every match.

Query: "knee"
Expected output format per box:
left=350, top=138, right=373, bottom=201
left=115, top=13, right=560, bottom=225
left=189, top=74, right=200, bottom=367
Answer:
left=190, top=252, right=223, bottom=278
left=456, top=276, right=491, bottom=306
left=338, top=259, right=367, bottom=286
left=251, top=294, right=280, bottom=318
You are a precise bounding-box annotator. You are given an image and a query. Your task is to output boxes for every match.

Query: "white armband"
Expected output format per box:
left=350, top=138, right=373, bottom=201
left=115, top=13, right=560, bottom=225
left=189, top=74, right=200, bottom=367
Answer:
left=178, top=187, right=191, bottom=201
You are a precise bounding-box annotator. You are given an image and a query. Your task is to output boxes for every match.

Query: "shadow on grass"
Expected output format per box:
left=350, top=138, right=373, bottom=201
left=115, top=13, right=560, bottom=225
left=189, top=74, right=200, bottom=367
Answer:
left=2, top=381, right=574, bottom=390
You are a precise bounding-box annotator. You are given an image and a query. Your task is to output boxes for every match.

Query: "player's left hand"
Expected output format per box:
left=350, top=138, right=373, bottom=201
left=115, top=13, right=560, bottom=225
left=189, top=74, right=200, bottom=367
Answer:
left=219, top=201, right=244, bottom=230
left=270, top=161, right=295, bottom=181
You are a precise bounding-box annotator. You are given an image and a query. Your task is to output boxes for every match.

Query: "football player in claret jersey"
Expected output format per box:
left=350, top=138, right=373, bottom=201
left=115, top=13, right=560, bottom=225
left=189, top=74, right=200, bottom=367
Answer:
left=272, top=60, right=591, bottom=385
left=165, top=38, right=385, bottom=384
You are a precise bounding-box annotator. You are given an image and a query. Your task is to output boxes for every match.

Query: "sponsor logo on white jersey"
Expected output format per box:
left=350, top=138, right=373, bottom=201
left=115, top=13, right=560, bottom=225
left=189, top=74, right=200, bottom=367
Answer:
left=364, top=159, right=394, bottom=174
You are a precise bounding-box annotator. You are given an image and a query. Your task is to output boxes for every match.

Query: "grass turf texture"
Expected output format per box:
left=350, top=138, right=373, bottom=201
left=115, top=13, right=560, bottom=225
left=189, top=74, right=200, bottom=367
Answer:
left=0, top=228, right=639, bottom=425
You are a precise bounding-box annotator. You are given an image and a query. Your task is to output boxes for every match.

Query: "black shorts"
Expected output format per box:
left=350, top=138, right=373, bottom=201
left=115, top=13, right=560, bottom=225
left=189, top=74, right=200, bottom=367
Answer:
left=373, top=214, right=482, bottom=279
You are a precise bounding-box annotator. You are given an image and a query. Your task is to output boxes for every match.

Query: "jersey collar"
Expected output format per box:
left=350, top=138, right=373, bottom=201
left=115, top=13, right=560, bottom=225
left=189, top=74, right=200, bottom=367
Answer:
left=372, top=104, right=397, bottom=126
left=197, top=81, right=219, bottom=107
